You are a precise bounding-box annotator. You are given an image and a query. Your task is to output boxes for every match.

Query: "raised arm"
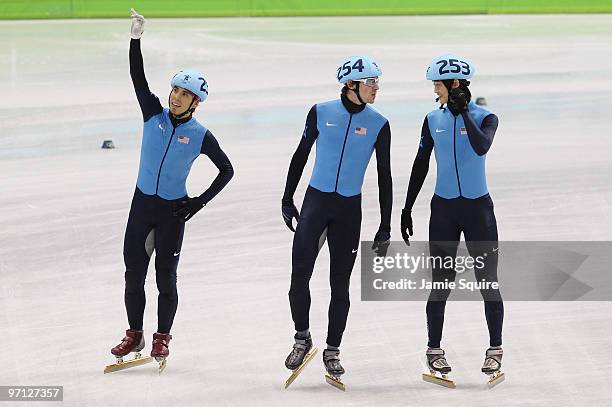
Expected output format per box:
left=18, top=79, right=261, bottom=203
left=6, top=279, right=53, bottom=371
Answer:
left=129, top=9, right=162, bottom=121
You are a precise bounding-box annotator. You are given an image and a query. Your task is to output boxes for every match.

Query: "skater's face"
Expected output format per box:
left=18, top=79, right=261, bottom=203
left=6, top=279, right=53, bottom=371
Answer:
left=169, top=86, right=199, bottom=116
left=433, top=79, right=459, bottom=105
left=347, top=78, right=379, bottom=104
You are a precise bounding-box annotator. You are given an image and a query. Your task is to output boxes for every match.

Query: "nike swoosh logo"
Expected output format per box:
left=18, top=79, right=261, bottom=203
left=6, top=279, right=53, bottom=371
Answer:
left=173, top=252, right=180, bottom=257
left=159, top=124, right=164, bottom=130
left=435, top=128, right=445, bottom=133
left=352, top=249, right=358, bottom=253
left=492, top=247, right=499, bottom=252
left=326, top=122, right=337, bottom=127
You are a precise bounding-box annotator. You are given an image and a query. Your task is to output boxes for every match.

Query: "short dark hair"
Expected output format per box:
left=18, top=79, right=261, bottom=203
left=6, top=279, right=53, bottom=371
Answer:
left=442, top=79, right=470, bottom=92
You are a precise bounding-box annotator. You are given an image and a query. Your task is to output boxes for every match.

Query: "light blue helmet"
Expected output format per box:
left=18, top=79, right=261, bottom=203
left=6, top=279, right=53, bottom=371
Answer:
left=426, top=54, right=475, bottom=81
left=336, top=55, right=382, bottom=84
left=170, top=69, right=209, bottom=102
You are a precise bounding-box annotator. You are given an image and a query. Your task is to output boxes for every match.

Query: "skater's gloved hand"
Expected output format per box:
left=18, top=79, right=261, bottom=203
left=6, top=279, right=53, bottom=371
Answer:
left=281, top=198, right=300, bottom=232
left=173, top=196, right=205, bottom=222
left=401, top=208, right=413, bottom=245
left=371, top=227, right=391, bottom=257
left=130, top=8, right=145, bottom=39
left=447, top=87, right=469, bottom=116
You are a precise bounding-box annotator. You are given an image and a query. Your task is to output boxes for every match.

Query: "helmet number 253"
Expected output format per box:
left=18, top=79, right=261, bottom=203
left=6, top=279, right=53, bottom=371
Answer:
left=436, top=59, right=470, bottom=76
left=337, top=59, right=365, bottom=82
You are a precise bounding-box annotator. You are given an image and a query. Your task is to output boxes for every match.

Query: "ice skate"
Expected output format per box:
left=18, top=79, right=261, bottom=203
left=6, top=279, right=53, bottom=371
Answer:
left=422, top=348, right=455, bottom=388
left=151, top=332, right=172, bottom=374
left=323, top=349, right=346, bottom=391
left=284, top=335, right=318, bottom=389
left=104, top=329, right=153, bottom=373
left=482, top=346, right=505, bottom=388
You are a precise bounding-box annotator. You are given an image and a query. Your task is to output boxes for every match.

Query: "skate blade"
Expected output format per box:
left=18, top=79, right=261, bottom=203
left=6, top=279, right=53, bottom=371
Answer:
left=325, top=374, right=346, bottom=391
left=422, top=372, right=456, bottom=388
left=155, top=357, right=167, bottom=374
left=104, top=356, right=153, bottom=374
left=284, top=347, right=318, bottom=389
left=487, top=372, right=505, bottom=388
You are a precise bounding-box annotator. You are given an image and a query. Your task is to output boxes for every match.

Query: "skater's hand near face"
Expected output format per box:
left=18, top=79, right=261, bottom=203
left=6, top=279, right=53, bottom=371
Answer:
left=173, top=196, right=205, bottom=222
left=371, top=227, right=391, bottom=257
left=130, top=8, right=146, bottom=39
left=281, top=198, right=300, bottom=232
left=401, top=208, right=413, bottom=245
left=447, top=87, right=469, bottom=116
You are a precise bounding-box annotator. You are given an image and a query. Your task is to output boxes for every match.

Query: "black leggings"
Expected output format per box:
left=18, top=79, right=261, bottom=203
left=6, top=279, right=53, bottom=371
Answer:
left=289, top=186, right=361, bottom=347
left=426, top=194, right=504, bottom=348
left=123, top=188, right=185, bottom=334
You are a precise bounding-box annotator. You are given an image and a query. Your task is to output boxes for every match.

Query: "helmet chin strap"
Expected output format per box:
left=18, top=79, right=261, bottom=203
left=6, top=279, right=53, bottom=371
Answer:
left=350, top=82, right=366, bottom=105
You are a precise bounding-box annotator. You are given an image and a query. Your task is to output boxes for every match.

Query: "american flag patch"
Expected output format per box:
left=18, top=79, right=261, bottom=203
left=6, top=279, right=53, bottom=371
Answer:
left=460, top=127, right=467, bottom=136
left=178, top=135, right=190, bottom=144
left=355, top=127, right=367, bottom=135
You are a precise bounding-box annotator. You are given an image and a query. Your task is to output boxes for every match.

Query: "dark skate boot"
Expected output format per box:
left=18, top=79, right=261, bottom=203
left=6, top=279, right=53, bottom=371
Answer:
left=151, top=332, right=172, bottom=373
left=104, top=329, right=152, bottom=373
left=284, top=334, right=318, bottom=389
left=323, top=349, right=345, bottom=391
left=482, top=346, right=505, bottom=388
left=422, top=348, right=455, bottom=388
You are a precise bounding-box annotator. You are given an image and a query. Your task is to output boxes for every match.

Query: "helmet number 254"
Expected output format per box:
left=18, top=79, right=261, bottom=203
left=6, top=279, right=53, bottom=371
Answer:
left=337, top=59, right=365, bottom=82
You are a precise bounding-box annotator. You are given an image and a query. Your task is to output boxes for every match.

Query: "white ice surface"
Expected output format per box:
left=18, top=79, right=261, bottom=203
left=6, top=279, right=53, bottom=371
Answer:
left=1, top=15, right=612, bottom=407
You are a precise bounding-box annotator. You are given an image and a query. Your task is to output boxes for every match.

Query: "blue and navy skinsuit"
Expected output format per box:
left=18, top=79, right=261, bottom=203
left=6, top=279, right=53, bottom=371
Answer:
left=124, top=39, right=234, bottom=334
left=404, top=100, right=504, bottom=348
left=283, top=93, right=392, bottom=347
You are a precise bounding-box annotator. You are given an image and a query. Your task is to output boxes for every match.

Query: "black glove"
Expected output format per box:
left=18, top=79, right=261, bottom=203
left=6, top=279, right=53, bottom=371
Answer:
left=371, top=227, right=391, bottom=257
left=447, top=87, right=469, bottom=116
left=281, top=198, right=300, bottom=232
left=173, top=196, right=205, bottom=222
left=401, top=209, right=413, bottom=245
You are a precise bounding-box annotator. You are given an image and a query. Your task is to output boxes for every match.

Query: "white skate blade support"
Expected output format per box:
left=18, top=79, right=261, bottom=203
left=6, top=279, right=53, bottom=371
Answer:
left=487, top=372, right=505, bottom=388
left=284, top=347, right=318, bottom=389
left=103, top=355, right=153, bottom=374
left=422, top=372, right=456, bottom=389
left=325, top=374, right=346, bottom=391
left=156, top=357, right=167, bottom=374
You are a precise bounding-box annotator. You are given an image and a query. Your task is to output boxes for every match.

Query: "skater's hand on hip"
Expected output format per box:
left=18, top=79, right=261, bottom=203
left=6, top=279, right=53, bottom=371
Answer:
left=130, top=8, right=145, bottom=39
left=447, top=87, right=469, bottom=116
left=371, top=227, right=391, bottom=257
left=173, top=196, right=205, bottom=222
left=401, top=208, right=413, bottom=245
left=281, top=198, right=299, bottom=232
